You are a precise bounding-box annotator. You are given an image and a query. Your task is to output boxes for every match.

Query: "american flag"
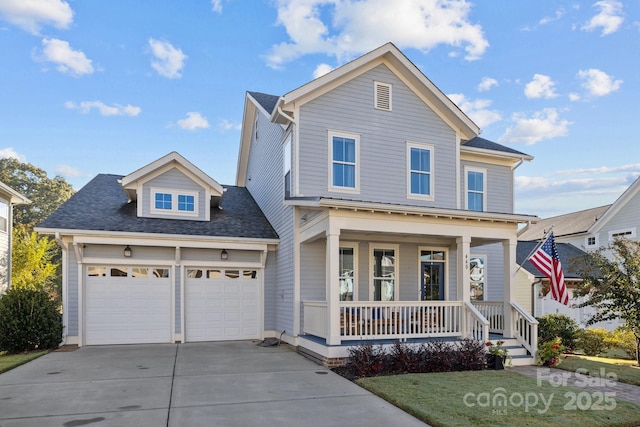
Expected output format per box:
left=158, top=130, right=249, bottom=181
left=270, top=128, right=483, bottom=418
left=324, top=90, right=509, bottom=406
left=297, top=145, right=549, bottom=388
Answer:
left=528, top=233, right=569, bottom=305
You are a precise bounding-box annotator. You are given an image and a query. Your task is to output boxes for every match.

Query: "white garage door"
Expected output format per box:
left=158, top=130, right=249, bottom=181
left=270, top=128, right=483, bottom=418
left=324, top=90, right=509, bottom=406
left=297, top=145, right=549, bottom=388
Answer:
left=85, top=266, right=172, bottom=345
left=185, top=268, right=261, bottom=341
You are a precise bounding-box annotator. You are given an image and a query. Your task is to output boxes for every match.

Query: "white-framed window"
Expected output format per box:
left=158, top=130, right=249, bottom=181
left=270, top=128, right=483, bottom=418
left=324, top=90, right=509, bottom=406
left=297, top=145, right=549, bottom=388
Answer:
left=465, top=167, right=486, bottom=212
left=419, top=247, right=448, bottom=301
left=585, top=235, right=598, bottom=248
left=370, top=244, right=398, bottom=301
left=329, top=131, right=359, bottom=193
left=283, top=134, right=292, bottom=198
left=151, top=188, right=199, bottom=216
left=609, top=228, right=636, bottom=241
left=0, top=201, right=8, bottom=233
left=339, top=243, right=358, bottom=301
left=374, top=81, right=392, bottom=111
left=469, top=255, right=486, bottom=301
left=407, top=142, right=434, bottom=200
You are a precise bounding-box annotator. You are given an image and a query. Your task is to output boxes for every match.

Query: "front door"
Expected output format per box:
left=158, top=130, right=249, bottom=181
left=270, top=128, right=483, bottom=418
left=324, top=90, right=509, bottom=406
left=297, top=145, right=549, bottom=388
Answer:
left=421, top=262, right=444, bottom=301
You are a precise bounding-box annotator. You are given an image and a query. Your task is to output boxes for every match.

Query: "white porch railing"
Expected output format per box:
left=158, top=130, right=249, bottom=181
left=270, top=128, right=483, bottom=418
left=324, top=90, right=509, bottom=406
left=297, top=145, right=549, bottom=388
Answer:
left=472, top=301, right=504, bottom=333
left=302, top=300, right=491, bottom=343
left=511, top=301, right=539, bottom=357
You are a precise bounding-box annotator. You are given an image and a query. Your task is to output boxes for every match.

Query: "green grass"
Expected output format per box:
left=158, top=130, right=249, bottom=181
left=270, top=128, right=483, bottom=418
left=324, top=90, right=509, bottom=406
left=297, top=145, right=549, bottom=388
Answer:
left=356, top=370, right=640, bottom=427
left=557, top=355, right=640, bottom=386
left=0, top=351, right=48, bottom=374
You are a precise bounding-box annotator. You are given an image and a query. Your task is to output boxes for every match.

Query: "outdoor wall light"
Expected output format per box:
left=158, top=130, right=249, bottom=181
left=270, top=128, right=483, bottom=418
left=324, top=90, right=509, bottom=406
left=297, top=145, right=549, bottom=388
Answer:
left=124, top=245, right=132, bottom=257
left=220, top=249, right=228, bottom=260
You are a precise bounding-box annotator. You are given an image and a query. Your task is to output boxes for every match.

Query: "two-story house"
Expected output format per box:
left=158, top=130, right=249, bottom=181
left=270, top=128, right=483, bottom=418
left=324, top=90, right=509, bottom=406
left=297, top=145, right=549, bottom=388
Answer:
left=238, top=43, right=538, bottom=364
left=516, top=176, right=640, bottom=329
left=0, top=180, right=31, bottom=293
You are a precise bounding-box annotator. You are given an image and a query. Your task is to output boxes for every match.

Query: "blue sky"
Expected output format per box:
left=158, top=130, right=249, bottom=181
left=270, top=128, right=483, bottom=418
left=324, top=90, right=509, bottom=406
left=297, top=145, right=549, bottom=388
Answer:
left=0, top=0, right=638, bottom=218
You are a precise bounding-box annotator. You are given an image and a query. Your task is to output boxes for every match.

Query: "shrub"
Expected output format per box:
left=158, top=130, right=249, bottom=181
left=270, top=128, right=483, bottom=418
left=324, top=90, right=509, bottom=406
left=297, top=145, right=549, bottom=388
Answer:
left=576, top=328, right=610, bottom=356
left=606, top=326, right=638, bottom=361
left=0, top=287, right=63, bottom=353
left=536, top=337, right=566, bottom=367
left=537, top=314, right=579, bottom=350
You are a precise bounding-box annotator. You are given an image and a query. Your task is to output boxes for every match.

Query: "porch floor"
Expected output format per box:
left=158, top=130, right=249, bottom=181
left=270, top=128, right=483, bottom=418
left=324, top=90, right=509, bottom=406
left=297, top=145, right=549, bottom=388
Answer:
left=300, top=333, right=506, bottom=348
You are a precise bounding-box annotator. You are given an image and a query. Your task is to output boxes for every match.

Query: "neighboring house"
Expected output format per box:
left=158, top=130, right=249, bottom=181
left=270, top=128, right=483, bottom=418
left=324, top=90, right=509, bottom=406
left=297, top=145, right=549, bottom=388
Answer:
left=0, top=181, right=31, bottom=293
left=237, top=43, right=538, bottom=364
left=36, top=152, right=278, bottom=346
left=517, top=176, right=640, bottom=330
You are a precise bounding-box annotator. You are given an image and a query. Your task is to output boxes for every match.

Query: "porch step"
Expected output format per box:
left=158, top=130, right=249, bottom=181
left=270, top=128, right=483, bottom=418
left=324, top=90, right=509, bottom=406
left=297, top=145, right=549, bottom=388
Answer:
left=489, top=336, right=535, bottom=366
left=510, top=355, right=536, bottom=367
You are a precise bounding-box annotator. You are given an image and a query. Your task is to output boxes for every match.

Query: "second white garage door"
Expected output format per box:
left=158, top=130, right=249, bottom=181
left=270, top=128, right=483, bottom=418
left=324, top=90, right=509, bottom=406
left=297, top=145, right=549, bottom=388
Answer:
left=185, top=268, right=261, bottom=341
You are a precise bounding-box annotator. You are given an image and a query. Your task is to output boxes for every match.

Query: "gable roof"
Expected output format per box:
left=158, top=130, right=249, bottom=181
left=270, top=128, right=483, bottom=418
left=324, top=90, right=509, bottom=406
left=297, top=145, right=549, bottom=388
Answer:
left=121, top=152, right=224, bottom=205
left=461, top=137, right=533, bottom=161
left=517, top=240, right=585, bottom=279
left=275, top=42, right=479, bottom=140
left=518, top=205, right=610, bottom=241
left=590, top=176, right=640, bottom=234
left=248, top=91, right=280, bottom=116
left=37, top=174, right=278, bottom=241
left=0, top=180, right=31, bottom=205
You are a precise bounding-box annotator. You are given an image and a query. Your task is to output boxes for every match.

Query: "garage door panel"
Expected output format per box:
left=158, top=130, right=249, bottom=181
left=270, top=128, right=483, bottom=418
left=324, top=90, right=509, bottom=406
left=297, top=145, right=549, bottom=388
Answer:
left=185, top=270, right=260, bottom=342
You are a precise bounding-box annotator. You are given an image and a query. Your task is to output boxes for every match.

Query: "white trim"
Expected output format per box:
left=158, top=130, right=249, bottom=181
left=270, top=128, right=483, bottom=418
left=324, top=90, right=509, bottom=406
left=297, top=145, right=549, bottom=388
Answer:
left=608, top=227, right=636, bottom=241
left=464, top=166, right=487, bottom=212
left=339, top=242, right=359, bottom=301
left=417, top=246, right=448, bottom=301
left=406, top=141, right=435, bottom=201
left=374, top=81, right=392, bottom=111
left=369, top=243, right=399, bottom=301
left=328, top=130, right=360, bottom=194
left=150, top=187, right=199, bottom=217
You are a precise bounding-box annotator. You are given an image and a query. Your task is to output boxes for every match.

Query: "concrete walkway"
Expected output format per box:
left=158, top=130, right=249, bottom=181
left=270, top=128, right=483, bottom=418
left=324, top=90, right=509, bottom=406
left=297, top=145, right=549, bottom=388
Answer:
left=512, top=365, right=640, bottom=405
left=0, top=341, right=426, bottom=426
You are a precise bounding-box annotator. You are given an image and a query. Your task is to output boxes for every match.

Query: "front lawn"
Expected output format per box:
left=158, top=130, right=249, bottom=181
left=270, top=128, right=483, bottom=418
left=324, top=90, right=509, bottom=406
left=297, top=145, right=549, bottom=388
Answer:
left=357, top=370, right=640, bottom=427
left=557, top=355, right=640, bottom=386
left=0, top=351, right=47, bottom=374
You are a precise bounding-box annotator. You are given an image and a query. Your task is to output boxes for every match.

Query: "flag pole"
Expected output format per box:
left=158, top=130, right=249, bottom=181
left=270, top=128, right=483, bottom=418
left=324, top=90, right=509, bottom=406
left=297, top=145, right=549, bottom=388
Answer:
left=514, top=225, right=554, bottom=275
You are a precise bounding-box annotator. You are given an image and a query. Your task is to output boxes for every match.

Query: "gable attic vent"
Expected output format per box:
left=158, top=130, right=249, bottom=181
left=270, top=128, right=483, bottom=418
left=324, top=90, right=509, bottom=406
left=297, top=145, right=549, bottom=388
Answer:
left=374, top=81, right=392, bottom=111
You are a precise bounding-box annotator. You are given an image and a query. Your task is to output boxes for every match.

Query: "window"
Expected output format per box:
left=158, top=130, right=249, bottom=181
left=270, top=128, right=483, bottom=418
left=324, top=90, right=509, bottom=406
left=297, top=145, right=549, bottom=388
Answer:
left=586, top=236, right=597, bottom=247
left=339, top=246, right=357, bottom=301
left=469, top=256, right=486, bottom=301
left=87, top=266, right=107, bottom=277
left=329, top=131, right=359, bottom=192
left=0, top=201, right=7, bottom=232
left=374, top=81, right=392, bottom=111
left=371, top=246, right=397, bottom=301
left=243, top=270, right=258, bottom=279
left=466, top=168, right=486, bottom=212
left=151, top=188, right=198, bottom=216
left=407, top=142, right=434, bottom=199
left=110, top=267, right=128, bottom=277
left=609, top=228, right=636, bottom=241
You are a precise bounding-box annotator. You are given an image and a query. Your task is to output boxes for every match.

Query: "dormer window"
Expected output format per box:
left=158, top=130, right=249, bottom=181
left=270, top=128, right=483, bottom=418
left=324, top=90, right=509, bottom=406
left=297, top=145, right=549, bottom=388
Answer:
left=151, top=188, right=198, bottom=216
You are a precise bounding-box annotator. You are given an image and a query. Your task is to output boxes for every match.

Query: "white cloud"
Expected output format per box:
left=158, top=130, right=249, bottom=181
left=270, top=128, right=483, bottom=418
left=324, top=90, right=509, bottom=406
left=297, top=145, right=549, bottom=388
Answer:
left=448, top=93, right=501, bottom=129
left=0, top=147, right=27, bottom=162
left=148, top=38, right=187, bottom=79
left=582, top=0, right=623, bottom=36
left=55, top=164, right=84, bottom=178
left=313, top=63, right=334, bottom=79
left=177, top=112, right=209, bottom=130
left=211, top=0, right=222, bottom=13
left=555, top=163, right=640, bottom=176
left=499, top=108, right=571, bottom=145
left=0, top=0, right=73, bottom=34
left=577, top=68, right=622, bottom=96
left=37, top=38, right=93, bottom=77
left=568, top=92, right=581, bottom=101
left=524, top=74, right=558, bottom=99
left=477, top=77, right=498, bottom=92
left=218, top=119, right=241, bottom=131
left=65, top=100, right=141, bottom=116
left=539, top=8, right=565, bottom=25
left=266, top=0, right=489, bottom=69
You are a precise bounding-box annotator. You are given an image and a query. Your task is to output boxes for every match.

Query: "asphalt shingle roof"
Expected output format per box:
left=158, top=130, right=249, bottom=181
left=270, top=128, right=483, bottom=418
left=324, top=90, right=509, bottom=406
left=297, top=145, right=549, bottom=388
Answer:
left=38, top=174, right=278, bottom=240
left=516, top=240, right=586, bottom=279
left=518, top=205, right=610, bottom=241
left=463, top=136, right=531, bottom=157
left=248, top=91, right=280, bottom=115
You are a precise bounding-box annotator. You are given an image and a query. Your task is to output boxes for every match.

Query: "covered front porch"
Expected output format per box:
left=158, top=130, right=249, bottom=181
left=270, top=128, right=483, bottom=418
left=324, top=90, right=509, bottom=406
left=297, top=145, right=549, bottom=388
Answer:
left=295, top=202, right=538, bottom=361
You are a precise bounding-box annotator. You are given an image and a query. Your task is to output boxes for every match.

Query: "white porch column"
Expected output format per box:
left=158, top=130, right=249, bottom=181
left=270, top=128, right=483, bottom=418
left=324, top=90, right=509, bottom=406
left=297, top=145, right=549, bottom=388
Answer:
left=503, top=238, right=517, bottom=338
left=456, top=236, right=471, bottom=301
left=326, top=231, right=341, bottom=345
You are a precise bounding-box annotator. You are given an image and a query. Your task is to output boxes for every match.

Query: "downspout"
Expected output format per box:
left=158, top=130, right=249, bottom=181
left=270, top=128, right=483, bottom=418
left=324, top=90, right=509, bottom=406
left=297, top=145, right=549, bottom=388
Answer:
left=55, top=233, right=69, bottom=343
left=277, top=106, right=296, bottom=125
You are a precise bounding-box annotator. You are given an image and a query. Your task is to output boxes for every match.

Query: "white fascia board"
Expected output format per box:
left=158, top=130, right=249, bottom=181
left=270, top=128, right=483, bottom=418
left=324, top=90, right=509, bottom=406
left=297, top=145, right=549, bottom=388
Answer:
left=236, top=96, right=256, bottom=186
left=460, top=146, right=534, bottom=163
left=317, top=198, right=538, bottom=224
left=589, top=176, right=640, bottom=234
left=0, top=181, right=31, bottom=205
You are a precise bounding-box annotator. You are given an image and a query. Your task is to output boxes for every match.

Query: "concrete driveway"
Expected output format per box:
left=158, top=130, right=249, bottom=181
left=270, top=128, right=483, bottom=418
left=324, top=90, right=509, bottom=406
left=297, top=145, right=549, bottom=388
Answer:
left=0, top=341, right=426, bottom=426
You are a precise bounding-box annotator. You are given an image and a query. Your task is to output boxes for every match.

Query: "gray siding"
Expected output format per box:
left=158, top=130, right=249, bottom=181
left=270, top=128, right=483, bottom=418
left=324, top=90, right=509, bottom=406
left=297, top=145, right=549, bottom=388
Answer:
left=598, top=194, right=640, bottom=244
left=300, top=240, right=326, bottom=301
left=142, top=168, right=207, bottom=221
left=472, top=243, right=504, bottom=301
left=461, top=160, right=514, bottom=214
left=245, top=109, right=293, bottom=335
left=67, top=248, right=79, bottom=336
left=297, top=64, right=458, bottom=208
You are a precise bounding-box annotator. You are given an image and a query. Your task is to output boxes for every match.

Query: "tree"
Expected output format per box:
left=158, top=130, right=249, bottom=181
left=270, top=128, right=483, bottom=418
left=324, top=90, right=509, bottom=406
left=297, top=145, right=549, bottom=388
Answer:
left=11, top=224, right=59, bottom=297
left=574, top=238, right=640, bottom=365
left=0, top=158, right=74, bottom=229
